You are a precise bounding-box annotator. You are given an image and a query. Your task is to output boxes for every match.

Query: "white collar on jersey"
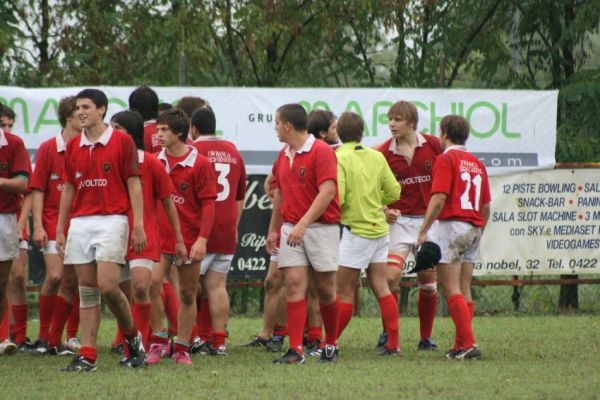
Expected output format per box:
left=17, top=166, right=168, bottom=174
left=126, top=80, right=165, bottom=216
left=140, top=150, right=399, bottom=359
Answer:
left=56, top=133, right=66, bottom=152
left=157, top=146, right=198, bottom=172
left=143, top=120, right=156, bottom=126
left=284, top=134, right=316, bottom=159
left=80, top=125, right=113, bottom=147
left=389, top=132, right=426, bottom=155
left=0, top=128, right=7, bottom=148
left=443, top=144, right=468, bottom=153
left=137, top=149, right=145, bottom=163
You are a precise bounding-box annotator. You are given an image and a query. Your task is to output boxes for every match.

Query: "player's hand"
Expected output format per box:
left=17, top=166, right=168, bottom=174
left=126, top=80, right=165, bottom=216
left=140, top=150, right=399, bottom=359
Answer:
left=384, top=208, right=401, bottom=224
left=190, top=237, right=207, bottom=262
left=286, top=222, right=306, bottom=247
left=33, top=226, right=49, bottom=249
left=132, top=225, right=147, bottom=253
left=174, top=241, right=188, bottom=263
left=56, top=232, right=66, bottom=258
left=266, top=230, right=279, bottom=255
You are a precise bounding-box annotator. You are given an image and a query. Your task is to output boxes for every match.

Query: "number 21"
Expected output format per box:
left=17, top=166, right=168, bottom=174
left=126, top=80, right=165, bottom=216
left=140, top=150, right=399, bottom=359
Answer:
left=460, top=172, right=482, bottom=211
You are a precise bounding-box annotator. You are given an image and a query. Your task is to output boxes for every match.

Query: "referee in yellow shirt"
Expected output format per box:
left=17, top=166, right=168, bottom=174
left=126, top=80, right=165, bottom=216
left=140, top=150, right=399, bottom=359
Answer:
left=334, top=112, right=403, bottom=356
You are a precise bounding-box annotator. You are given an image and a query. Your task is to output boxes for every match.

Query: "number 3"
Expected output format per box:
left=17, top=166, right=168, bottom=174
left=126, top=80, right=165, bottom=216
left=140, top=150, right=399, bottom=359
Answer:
left=215, top=163, right=230, bottom=201
left=460, top=172, right=482, bottom=211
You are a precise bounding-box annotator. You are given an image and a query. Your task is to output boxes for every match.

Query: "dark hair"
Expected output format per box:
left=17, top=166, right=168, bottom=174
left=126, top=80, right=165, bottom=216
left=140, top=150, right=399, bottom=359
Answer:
left=337, top=112, right=364, bottom=143
left=277, top=103, right=307, bottom=131
left=0, top=104, right=16, bottom=120
left=128, top=86, right=159, bottom=121
left=191, top=107, right=216, bottom=135
left=157, top=109, right=190, bottom=142
left=177, top=96, right=208, bottom=119
left=111, top=110, right=145, bottom=150
left=387, top=101, right=418, bottom=129
left=58, top=96, right=77, bottom=128
left=76, top=88, right=108, bottom=118
left=440, top=115, right=470, bottom=145
left=158, top=102, right=173, bottom=114
left=307, top=109, right=336, bottom=139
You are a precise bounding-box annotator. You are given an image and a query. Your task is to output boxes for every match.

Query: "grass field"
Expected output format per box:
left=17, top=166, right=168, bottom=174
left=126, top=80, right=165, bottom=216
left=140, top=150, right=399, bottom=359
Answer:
left=1, top=315, right=599, bottom=399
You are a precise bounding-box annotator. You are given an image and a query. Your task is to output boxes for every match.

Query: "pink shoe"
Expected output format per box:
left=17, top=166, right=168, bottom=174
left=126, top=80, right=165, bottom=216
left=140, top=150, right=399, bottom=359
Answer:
left=146, top=343, right=168, bottom=365
left=172, top=351, right=192, bottom=365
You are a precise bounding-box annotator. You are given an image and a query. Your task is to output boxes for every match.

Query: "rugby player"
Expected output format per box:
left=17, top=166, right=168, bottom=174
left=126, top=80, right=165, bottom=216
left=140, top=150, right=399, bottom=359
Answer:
left=334, top=112, right=401, bottom=355
left=57, top=89, right=147, bottom=371
left=129, top=86, right=162, bottom=154
left=376, top=101, right=441, bottom=352
left=417, top=115, right=490, bottom=361
left=267, top=104, right=340, bottom=364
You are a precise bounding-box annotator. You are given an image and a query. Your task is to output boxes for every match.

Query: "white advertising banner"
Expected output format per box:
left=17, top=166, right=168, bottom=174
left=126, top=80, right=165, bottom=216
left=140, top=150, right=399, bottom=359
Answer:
left=477, top=169, right=600, bottom=275
left=1, top=86, right=557, bottom=175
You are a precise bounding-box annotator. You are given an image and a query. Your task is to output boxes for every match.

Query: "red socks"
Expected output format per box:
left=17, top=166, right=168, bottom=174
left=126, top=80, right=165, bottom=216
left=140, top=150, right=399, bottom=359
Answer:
left=161, top=282, right=179, bottom=337
left=447, top=294, right=475, bottom=350
left=319, top=299, right=339, bottom=346
left=11, top=304, right=28, bottom=345
left=418, top=288, right=437, bottom=340
left=66, top=292, right=79, bottom=339
left=382, top=290, right=398, bottom=331
left=48, top=296, right=72, bottom=347
left=287, top=299, right=307, bottom=353
left=336, top=302, right=354, bottom=342
left=80, top=345, right=97, bottom=362
left=133, top=302, right=152, bottom=349
left=197, top=298, right=212, bottom=342
left=38, top=295, right=57, bottom=341
left=467, top=301, right=475, bottom=320
left=378, top=294, right=400, bottom=351
left=212, top=331, right=227, bottom=349
left=0, top=301, right=8, bottom=341
left=273, top=324, right=288, bottom=337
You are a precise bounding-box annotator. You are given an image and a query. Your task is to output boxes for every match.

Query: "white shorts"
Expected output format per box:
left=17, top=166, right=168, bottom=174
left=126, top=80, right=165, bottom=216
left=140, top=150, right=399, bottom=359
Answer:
left=119, top=263, right=131, bottom=283
left=64, top=215, right=129, bottom=265
left=42, top=240, right=58, bottom=255
left=389, top=216, right=435, bottom=253
left=278, top=222, right=339, bottom=272
left=200, top=253, right=233, bottom=275
left=430, top=220, right=482, bottom=264
left=338, top=227, right=389, bottom=270
left=129, top=258, right=154, bottom=270
left=0, top=213, right=18, bottom=262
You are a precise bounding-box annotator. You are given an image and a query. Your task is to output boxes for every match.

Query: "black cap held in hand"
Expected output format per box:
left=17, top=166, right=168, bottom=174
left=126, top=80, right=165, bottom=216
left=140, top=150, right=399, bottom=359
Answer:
left=408, top=241, right=442, bottom=274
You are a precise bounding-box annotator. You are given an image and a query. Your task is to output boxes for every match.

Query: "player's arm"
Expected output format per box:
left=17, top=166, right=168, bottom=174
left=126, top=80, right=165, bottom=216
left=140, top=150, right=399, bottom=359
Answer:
left=286, top=179, right=336, bottom=246
left=32, top=190, right=48, bottom=248
left=266, top=188, right=282, bottom=255
left=337, top=162, right=347, bottom=207
left=481, top=202, right=491, bottom=231
left=127, top=176, right=147, bottom=252
left=380, top=162, right=401, bottom=205
left=0, top=174, right=29, bottom=193
left=161, top=195, right=187, bottom=261
left=263, top=173, right=274, bottom=198
left=190, top=198, right=215, bottom=262
left=417, top=192, right=447, bottom=246
left=56, top=181, right=75, bottom=257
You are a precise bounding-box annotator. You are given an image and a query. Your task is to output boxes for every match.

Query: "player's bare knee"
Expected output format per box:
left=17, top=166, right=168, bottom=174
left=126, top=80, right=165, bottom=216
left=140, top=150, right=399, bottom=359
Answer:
left=133, top=282, right=150, bottom=302
left=179, top=288, right=196, bottom=305
left=45, top=273, right=62, bottom=291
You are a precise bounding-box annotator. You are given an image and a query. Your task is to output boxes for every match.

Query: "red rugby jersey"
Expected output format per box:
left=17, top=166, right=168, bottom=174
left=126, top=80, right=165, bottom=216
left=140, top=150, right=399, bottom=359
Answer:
left=272, top=135, right=340, bottom=225
left=193, top=137, right=247, bottom=254
left=143, top=121, right=162, bottom=154
left=377, top=133, right=441, bottom=216
left=64, top=126, right=140, bottom=218
left=127, top=151, right=175, bottom=261
left=30, top=134, right=68, bottom=240
left=157, top=147, right=217, bottom=250
left=0, top=129, right=32, bottom=213
left=431, top=146, right=491, bottom=227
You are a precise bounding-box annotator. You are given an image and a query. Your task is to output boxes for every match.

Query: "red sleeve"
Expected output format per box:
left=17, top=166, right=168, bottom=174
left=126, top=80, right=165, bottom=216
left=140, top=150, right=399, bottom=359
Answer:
left=11, top=136, right=32, bottom=176
left=314, top=144, right=337, bottom=186
left=30, top=142, right=49, bottom=191
left=119, top=135, right=140, bottom=182
left=195, top=157, right=217, bottom=238
left=151, top=156, right=175, bottom=200
left=430, top=154, right=453, bottom=195
left=198, top=199, right=215, bottom=239
left=236, top=158, right=247, bottom=201
left=64, top=141, right=76, bottom=185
